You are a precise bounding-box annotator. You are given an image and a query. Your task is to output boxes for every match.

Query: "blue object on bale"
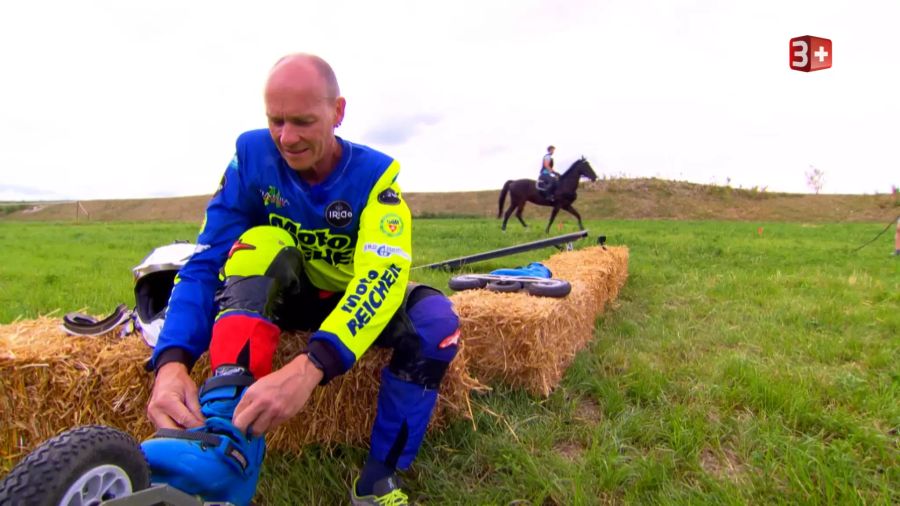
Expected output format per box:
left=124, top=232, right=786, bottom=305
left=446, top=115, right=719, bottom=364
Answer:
left=489, top=262, right=552, bottom=278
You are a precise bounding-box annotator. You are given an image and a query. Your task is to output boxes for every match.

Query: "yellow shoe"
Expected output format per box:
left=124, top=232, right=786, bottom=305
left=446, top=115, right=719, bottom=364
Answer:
left=349, top=476, right=409, bottom=506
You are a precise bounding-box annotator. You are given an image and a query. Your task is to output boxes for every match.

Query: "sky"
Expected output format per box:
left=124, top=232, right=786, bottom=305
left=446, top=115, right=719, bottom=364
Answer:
left=1, top=0, right=898, bottom=201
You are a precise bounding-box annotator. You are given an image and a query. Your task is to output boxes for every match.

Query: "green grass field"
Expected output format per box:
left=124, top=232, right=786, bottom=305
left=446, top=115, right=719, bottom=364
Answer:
left=0, top=219, right=897, bottom=505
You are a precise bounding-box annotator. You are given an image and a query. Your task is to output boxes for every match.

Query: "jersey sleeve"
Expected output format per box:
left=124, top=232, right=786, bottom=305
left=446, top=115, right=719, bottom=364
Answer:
left=307, top=160, right=412, bottom=382
left=150, top=144, right=260, bottom=370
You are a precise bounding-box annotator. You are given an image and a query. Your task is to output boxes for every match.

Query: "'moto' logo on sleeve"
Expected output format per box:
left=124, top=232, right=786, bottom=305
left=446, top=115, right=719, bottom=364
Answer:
left=269, top=214, right=354, bottom=266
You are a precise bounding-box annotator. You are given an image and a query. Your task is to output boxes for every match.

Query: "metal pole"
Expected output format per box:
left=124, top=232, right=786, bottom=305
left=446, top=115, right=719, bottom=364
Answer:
left=415, top=230, right=589, bottom=270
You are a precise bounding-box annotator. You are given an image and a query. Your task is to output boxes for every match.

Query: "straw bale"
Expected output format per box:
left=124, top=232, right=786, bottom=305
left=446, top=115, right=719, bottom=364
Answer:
left=451, top=246, right=629, bottom=397
left=0, top=318, right=482, bottom=474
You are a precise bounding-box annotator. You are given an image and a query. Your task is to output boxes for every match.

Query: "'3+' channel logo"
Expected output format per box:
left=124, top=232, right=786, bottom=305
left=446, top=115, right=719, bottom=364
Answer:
left=790, top=35, right=832, bottom=72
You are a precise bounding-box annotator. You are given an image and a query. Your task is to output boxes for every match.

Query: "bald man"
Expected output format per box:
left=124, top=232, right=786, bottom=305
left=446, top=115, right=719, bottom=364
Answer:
left=895, top=215, right=900, bottom=256
left=141, top=54, right=459, bottom=506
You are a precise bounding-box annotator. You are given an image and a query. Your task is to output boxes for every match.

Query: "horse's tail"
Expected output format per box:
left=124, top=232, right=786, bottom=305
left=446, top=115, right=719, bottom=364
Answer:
left=498, top=181, right=512, bottom=217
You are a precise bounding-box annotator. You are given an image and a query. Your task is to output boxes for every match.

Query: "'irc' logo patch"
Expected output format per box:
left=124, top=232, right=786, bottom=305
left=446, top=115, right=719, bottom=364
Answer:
left=325, top=200, right=353, bottom=228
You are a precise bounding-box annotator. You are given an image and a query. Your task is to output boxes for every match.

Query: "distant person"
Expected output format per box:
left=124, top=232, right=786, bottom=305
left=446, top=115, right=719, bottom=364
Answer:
left=895, top=215, right=900, bottom=256
left=537, top=145, right=559, bottom=201
left=140, top=53, right=460, bottom=506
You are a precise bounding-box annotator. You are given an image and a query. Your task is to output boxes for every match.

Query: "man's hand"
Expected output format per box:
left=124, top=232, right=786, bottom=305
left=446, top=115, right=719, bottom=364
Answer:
left=233, top=354, right=323, bottom=437
left=147, top=362, right=205, bottom=429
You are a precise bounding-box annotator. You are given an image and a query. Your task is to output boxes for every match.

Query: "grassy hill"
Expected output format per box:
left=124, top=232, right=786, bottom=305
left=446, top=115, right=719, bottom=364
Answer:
left=3, top=178, right=898, bottom=224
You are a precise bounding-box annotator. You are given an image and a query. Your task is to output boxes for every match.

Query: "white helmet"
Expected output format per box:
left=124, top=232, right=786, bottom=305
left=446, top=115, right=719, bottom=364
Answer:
left=132, top=241, right=196, bottom=347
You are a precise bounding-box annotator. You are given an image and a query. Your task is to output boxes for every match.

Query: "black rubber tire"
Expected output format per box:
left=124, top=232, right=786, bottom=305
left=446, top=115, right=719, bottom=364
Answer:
left=0, top=425, right=150, bottom=506
left=486, top=280, right=524, bottom=293
left=525, top=279, right=572, bottom=298
left=448, top=275, right=488, bottom=291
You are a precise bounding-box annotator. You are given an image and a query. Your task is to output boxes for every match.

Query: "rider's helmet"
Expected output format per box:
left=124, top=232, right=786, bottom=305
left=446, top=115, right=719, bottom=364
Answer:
left=132, top=241, right=196, bottom=347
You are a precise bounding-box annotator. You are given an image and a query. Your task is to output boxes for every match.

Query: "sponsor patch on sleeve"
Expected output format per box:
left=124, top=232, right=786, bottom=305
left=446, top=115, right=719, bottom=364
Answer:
left=363, top=242, right=411, bottom=260
left=379, top=213, right=404, bottom=237
left=377, top=188, right=401, bottom=205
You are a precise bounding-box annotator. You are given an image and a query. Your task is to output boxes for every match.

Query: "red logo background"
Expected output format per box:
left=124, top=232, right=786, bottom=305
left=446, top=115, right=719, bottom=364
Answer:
left=790, top=35, right=832, bottom=72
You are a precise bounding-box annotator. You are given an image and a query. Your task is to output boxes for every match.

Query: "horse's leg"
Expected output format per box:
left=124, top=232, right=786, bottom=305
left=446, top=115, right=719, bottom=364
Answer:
left=563, top=204, right=585, bottom=230
left=502, top=200, right=517, bottom=231
left=515, top=202, right=528, bottom=228
left=545, top=206, right=562, bottom=234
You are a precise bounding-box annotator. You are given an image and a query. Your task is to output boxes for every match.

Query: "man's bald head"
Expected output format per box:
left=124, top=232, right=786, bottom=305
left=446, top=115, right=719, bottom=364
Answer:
left=268, top=53, right=340, bottom=99
left=264, top=53, right=346, bottom=175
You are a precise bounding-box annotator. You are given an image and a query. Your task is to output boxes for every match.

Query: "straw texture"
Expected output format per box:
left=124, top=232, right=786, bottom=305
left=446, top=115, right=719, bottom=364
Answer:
left=0, top=322, right=481, bottom=473
left=449, top=246, right=629, bottom=396
left=1, top=246, right=627, bottom=473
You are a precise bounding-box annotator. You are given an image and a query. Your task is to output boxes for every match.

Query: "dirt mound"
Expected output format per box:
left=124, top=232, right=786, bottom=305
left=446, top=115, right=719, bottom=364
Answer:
left=4, top=179, right=897, bottom=223
left=6, top=195, right=209, bottom=223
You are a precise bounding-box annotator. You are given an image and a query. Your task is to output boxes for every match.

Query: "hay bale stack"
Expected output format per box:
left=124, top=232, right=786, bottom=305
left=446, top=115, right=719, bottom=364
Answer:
left=450, top=245, right=629, bottom=396
left=262, top=332, right=482, bottom=454
left=0, top=319, right=481, bottom=473
left=0, top=319, right=151, bottom=473
left=543, top=245, right=629, bottom=310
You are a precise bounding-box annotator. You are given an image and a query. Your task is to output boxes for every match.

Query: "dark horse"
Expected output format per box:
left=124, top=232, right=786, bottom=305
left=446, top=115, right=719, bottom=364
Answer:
left=498, top=157, right=598, bottom=233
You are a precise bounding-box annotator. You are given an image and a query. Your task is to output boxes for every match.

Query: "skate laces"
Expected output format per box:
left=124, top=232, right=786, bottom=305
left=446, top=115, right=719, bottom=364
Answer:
left=374, top=488, right=409, bottom=506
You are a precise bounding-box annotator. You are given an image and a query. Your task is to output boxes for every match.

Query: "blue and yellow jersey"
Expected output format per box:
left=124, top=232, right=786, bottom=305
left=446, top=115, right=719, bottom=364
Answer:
left=151, top=129, right=412, bottom=376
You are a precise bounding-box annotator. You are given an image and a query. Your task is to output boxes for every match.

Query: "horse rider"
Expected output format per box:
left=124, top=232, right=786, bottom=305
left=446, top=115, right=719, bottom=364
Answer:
left=537, top=145, right=559, bottom=201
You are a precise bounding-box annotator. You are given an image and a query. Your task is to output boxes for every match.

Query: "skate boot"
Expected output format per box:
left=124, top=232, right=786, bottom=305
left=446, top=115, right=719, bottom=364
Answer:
left=490, top=262, right=552, bottom=278
left=350, top=475, right=409, bottom=506
left=140, top=365, right=265, bottom=506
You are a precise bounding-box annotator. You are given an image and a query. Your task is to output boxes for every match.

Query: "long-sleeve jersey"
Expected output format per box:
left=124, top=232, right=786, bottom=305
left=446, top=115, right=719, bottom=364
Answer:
left=150, top=130, right=412, bottom=379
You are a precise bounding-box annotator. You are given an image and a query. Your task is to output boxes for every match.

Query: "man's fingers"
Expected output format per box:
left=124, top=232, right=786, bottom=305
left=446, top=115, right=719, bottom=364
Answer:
left=148, top=408, right=184, bottom=429
left=179, top=407, right=205, bottom=428
left=184, top=393, right=205, bottom=427
left=147, top=364, right=205, bottom=430
left=248, top=410, right=275, bottom=438
left=233, top=397, right=275, bottom=437
left=149, top=396, right=204, bottom=429
left=148, top=409, right=178, bottom=430
left=232, top=396, right=256, bottom=434
left=161, top=399, right=202, bottom=429
left=148, top=394, right=180, bottom=429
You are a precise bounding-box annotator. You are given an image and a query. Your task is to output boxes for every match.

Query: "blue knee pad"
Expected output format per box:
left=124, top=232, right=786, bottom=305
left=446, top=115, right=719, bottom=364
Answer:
left=387, top=289, right=460, bottom=388
left=141, top=369, right=265, bottom=506
left=371, top=289, right=460, bottom=470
